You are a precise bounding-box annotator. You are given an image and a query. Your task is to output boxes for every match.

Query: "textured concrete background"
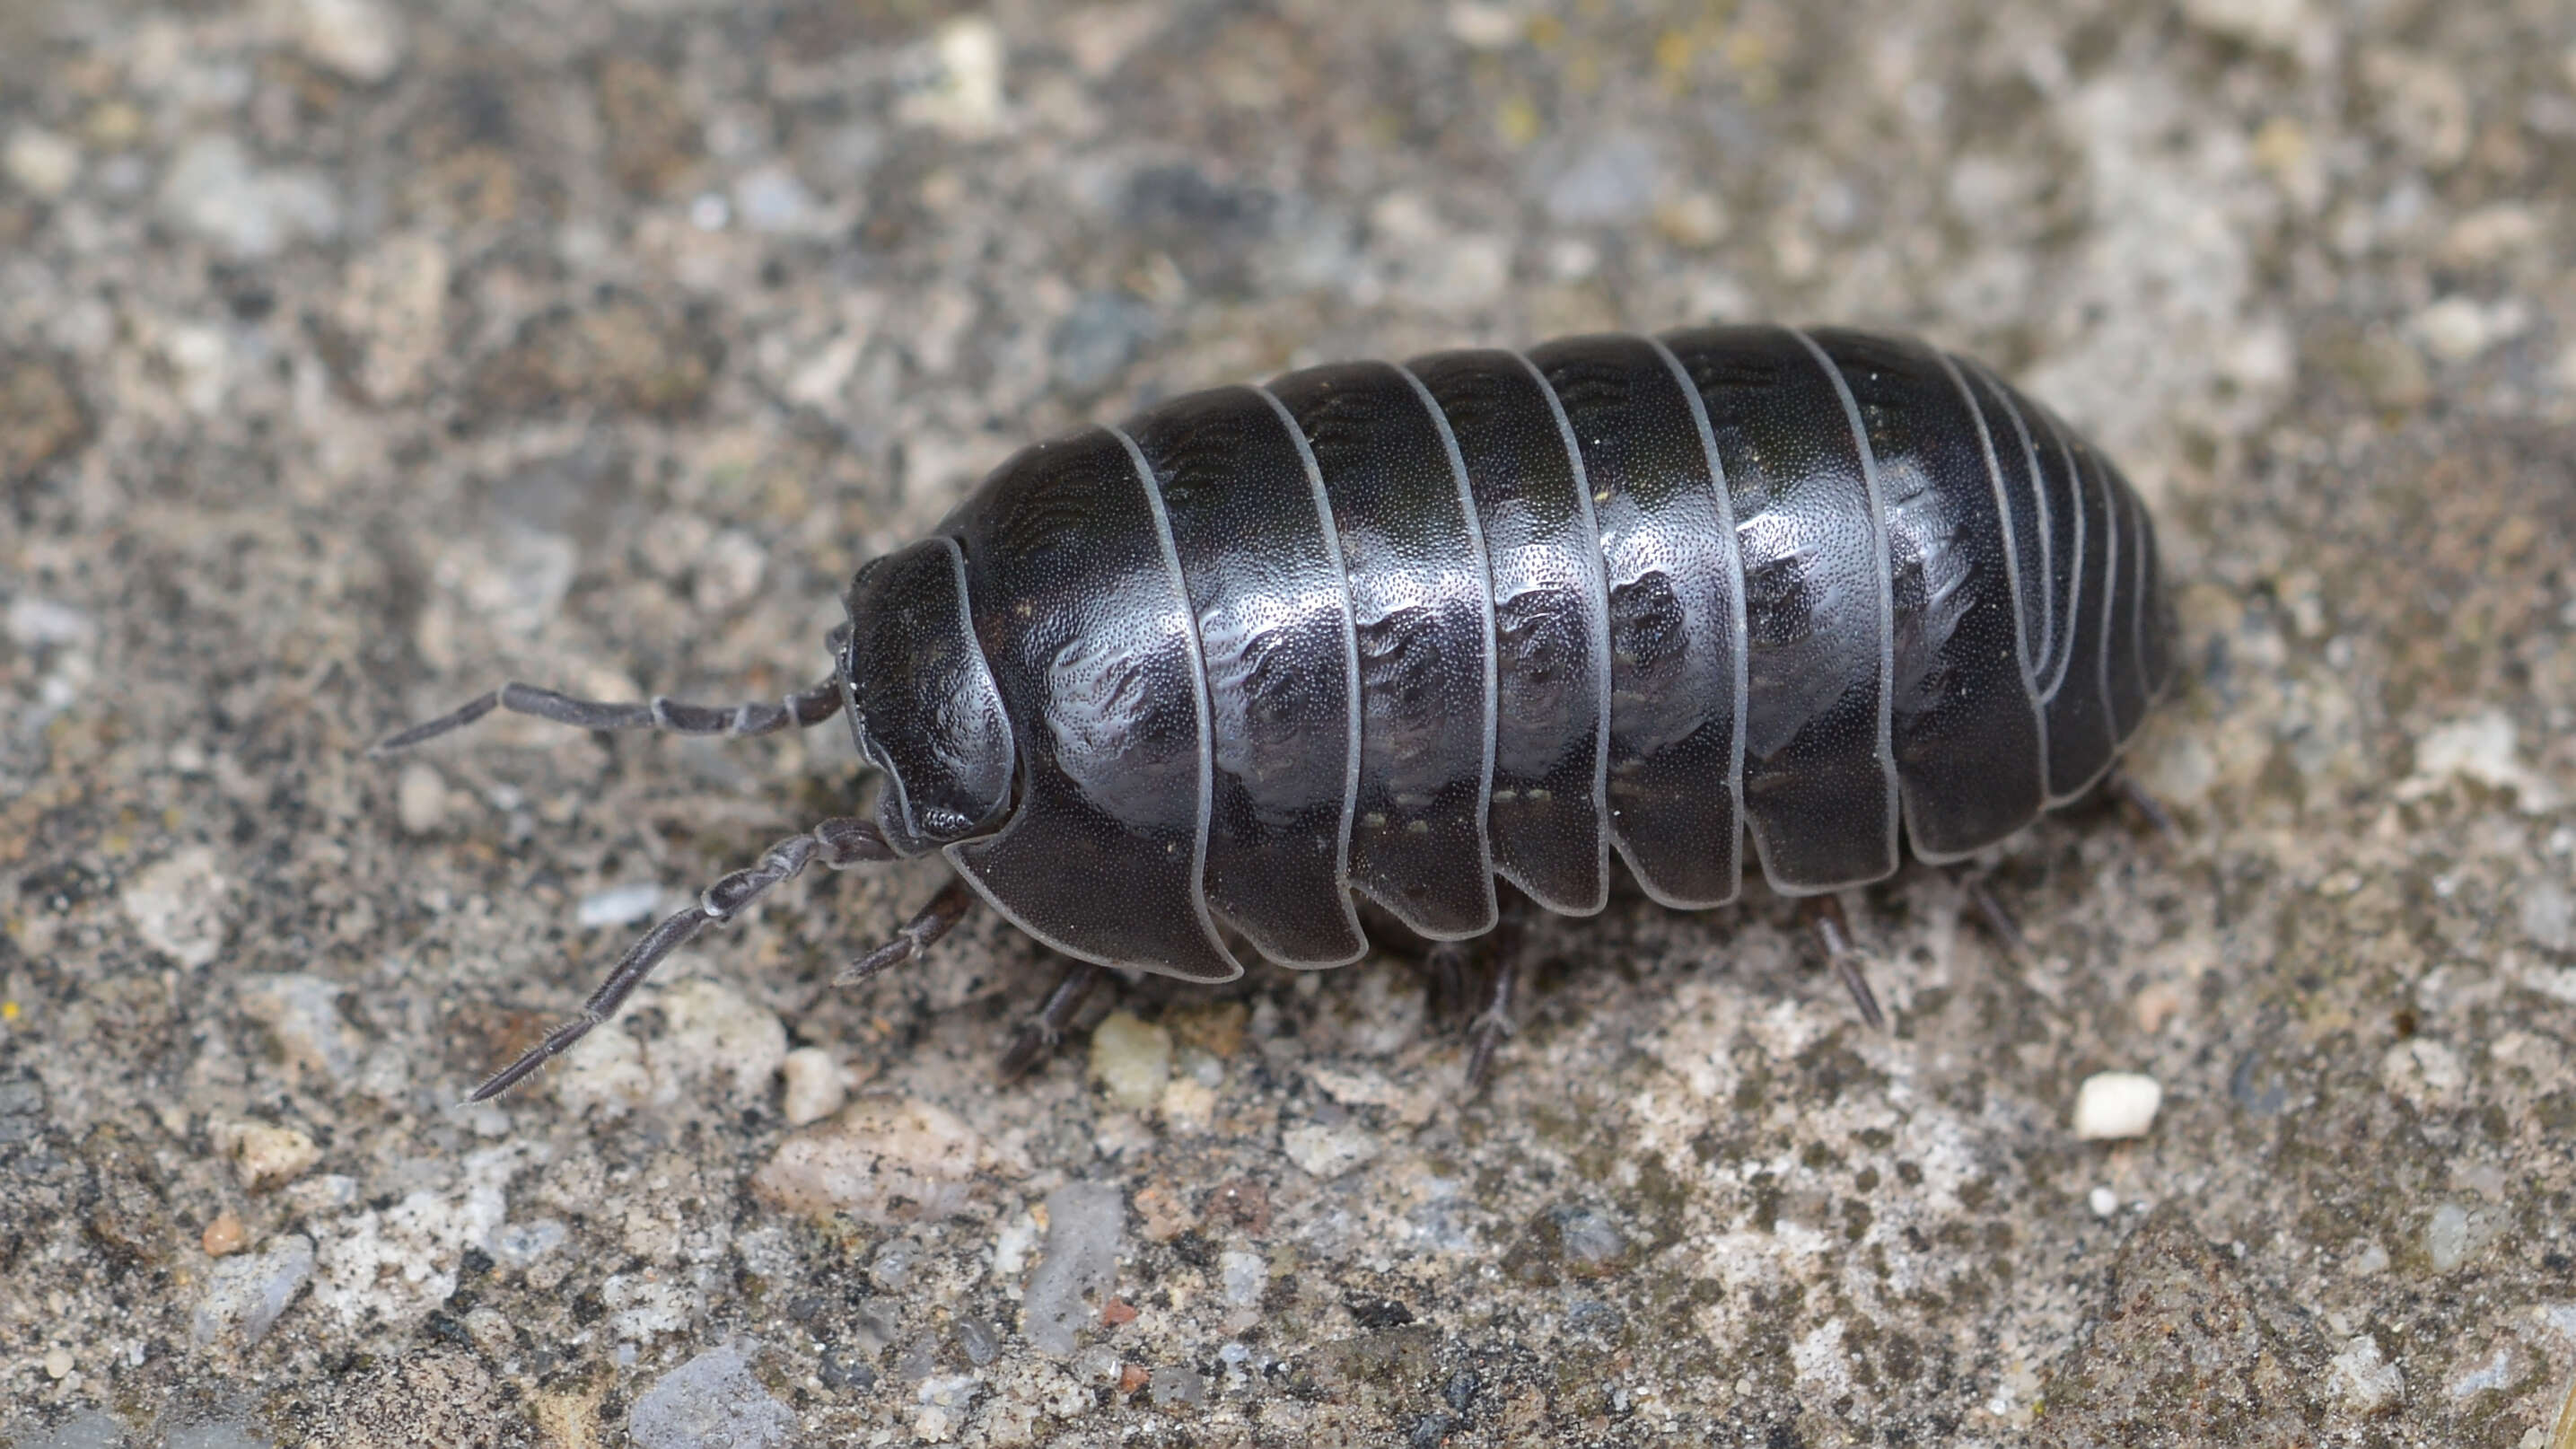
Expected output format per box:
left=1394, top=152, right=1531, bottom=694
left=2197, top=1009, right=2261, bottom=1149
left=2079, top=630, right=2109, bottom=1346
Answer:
left=4, top=0, right=2575, bottom=1445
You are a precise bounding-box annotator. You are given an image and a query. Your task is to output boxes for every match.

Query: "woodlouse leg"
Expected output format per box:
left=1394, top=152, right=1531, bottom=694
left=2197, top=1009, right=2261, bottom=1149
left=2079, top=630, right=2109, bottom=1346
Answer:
left=1461, top=900, right=1527, bottom=1091
left=1423, top=939, right=1474, bottom=1023
left=837, top=878, right=977, bottom=986
left=2103, top=768, right=2179, bottom=842
left=374, top=677, right=846, bottom=754
left=1464, top=952, right=1520, bottom=1093
left=466, top=815, right=898, bottom=1102
left=996, top=962, right=1107, bottom=1082
left=1959, top=872, right=2031, bottom=962
left=1802, top=896, right=1888, bottom=1032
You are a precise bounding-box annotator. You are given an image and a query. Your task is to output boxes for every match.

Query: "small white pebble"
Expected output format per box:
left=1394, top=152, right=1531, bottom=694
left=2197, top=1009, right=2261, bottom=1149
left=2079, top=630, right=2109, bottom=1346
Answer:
left=290, top=0, right=407, bottom=84
left=2178, top=0, right=2309, bottom=50
left=6, top=594, right=93, bottom=646
left=42, top=1346, right=74, bottom=1379
left=237, top=974, right=362, bottom=1085
left=1282, top=1120, right=1382, bottom=1179
left=230, top=1122, right=321, bottom=1190
left=898, top=17, right=1007, bottom=137
left=779, top=1047, right=847, bottom=1127
left=750, top=1096, right=985, bottom=1224
left=1087, top=1011, right=1172, bottom=1113
left=577, top=882, right=664, bottom=928
left=2447, top=1345, right=2514, bottom=1401
left=2411, top=709, right=2564, bottom=812
left=988, top=1212, right=1038, bottom=1280
left=2519, top=880, right=2574, bottom=954
left=2413, top=300, right=2484, bottom=361
left=1159, top=1073, right=1217, bottom=1133
left=281, top=1173, right=357, bottom=1216
left=2328, top=1335, right=2405, bottom=1415
left=394, top=761, right=447, bottom=835
left=732, top=164, right=818, bottom=236
left=1546, top=236, right=1602, bottom=281
left=490, top=1218, right=566, bottom=1269
left=4, top=127, right=81, bottom=199
left=657, top=979, right=787, bottom=1102
left=2072, top=1071, right=2163, bottom=1140
left=1219, top=1249, right=1266, bottom=1308
left=554, top=1021, right=653, bottom=1116
left=2427, top=1202, right=2486, bottom=1272
left=2088, top=1186, right=2119, bottom=1217
left=2412, top=296, right=2527, bottom=363
left=2383, top=1038, right=2466, bottom=1111
left=190, top=1234, right=315, bottom=1347
left=1445, top=1, right=1522, bottom=48
left=122, top=847, right=232, bottom=970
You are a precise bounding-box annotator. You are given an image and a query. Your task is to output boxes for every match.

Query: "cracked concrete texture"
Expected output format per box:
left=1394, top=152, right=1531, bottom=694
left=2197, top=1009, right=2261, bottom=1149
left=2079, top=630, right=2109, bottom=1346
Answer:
left=4, top=0, right=2574, bottom=1445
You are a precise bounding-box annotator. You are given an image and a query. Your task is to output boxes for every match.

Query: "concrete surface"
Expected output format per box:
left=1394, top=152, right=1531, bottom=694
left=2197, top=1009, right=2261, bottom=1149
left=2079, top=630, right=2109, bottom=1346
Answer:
left=4, top=0, right=2575, bottom=1445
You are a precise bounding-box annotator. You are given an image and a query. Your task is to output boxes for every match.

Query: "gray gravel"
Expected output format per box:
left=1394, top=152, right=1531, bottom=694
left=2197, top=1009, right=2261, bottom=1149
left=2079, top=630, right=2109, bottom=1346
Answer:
left=4, top=0, right=2576, bottom=1445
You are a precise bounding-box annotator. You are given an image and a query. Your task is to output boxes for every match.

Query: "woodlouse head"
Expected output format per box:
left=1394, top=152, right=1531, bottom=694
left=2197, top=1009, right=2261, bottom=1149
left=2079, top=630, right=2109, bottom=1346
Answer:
left=838, top=537, right=1016, bottom=856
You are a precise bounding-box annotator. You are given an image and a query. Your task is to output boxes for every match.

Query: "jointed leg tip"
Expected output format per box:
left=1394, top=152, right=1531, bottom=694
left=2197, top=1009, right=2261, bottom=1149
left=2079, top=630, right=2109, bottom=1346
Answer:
left=1838, top=960, right=1888, bottom=1031
left=994, top=961, right=1105, bottom=1084
left=994, top=1034, right=1047, bottom=1084
left=1805, top=898, right=1888, bottom=1031
left=459, top=818, right=894, bottom=1104
left=839, top=881, right=976, bottom=987
left=2108, top=769, right=2181, bottom=842
left=371, top=690, right=502, bottom=756
left=1965, top=876, right=2032, bottom=962
left=367, top=726, right=430, bottom=757
left=833, top=949, right=902, bottom=988
left=836, top=935, right=917, bottom=986
left=1459, top=948, right=1520, bottom=1093
left=467, top=1046, right=556, bottom=1102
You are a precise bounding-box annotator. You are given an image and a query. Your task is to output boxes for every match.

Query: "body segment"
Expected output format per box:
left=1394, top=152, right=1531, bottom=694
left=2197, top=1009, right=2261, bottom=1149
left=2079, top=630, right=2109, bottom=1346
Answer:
left=1127, top=385, right=1367, bottom=969
left=937, top=428, right=1236, bottom=982
left=1264, top=361, right=1501, bottom=943
left=1526, top=333, right=1747, bottom=909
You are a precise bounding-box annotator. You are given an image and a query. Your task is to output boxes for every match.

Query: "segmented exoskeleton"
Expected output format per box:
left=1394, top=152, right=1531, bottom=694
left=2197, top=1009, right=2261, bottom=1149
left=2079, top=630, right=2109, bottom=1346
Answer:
left=380, top=324, right=2176, bottom=1100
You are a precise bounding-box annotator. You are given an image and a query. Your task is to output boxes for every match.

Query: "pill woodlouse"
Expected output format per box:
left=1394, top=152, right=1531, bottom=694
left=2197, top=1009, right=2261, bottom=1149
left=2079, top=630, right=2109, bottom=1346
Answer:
left=381, top=324, right=2175, bottom=1101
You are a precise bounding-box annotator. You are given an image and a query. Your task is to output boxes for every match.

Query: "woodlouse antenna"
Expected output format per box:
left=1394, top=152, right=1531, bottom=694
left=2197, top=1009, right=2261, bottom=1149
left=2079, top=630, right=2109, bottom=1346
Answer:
left=372, top=677, right=847, bottom=755
left=468, top=815, right=900, bottom=1102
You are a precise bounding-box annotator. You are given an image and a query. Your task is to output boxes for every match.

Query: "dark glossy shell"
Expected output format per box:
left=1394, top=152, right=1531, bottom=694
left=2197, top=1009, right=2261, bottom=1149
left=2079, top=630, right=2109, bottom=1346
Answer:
left=905, top=325, right=2173, bottom=981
